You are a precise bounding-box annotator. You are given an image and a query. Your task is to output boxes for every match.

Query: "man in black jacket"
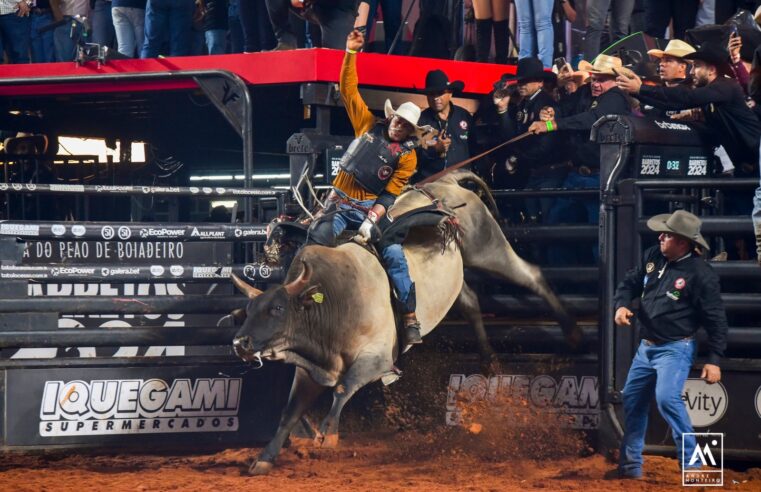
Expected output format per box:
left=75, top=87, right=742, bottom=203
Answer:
left=616, top=43, right=761, bottom=176
left=612, top=210, right=727, bottom=479
left=413, top=70, right=472, bottom=183
left=495, top=57, right=562, bottom=222
left=529, top=54, right=632, bottom=263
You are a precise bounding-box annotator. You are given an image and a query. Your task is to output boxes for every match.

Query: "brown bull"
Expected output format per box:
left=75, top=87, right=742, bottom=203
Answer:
left=232, top=171, right=580, bottom=475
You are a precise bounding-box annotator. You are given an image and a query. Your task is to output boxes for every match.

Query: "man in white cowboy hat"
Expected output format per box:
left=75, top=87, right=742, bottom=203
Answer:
left=617, top=43, right=761, bottom=176
left=611, top=210, right=727, bottom=480
left=413, top=69, right=471, bottom=183
left=306, top=28, right=426, bottom=347
left=527, top=54, right=631, bottom=264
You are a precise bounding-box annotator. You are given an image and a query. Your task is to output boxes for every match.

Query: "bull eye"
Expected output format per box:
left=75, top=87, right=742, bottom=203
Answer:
left=270, top=304, right=285, bottom=316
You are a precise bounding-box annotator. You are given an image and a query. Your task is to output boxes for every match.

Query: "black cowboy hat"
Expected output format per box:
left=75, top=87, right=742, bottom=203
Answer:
left=423, top=69, right=465, bottom=93
left=507, top=57, right=557, bottom=84
left=684, top=43, right=733, bottom=75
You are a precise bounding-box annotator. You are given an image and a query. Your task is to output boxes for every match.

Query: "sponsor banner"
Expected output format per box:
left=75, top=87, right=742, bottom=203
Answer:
left=682, top=379, right=728, bottom=427
left=234, top=227, right=267, bottom=239
left=446, top=373, right=600, bottom=429
left=1, top=183, right=280, bottom=196
left=1, top=222, right=40, bottom=237
left=3, top=223, right=268, bottom=241
left=7, top=240, right=233, bottom=359
left=193, top=266, right=232, bottom=278
left=23, top=241, right=187, bottom=263
left=4, top=365, right=291, bottom=446
left=190, top=227, right=225, bottom=240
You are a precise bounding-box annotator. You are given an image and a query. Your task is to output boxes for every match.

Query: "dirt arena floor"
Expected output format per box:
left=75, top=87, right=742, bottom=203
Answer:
left=2, top=353, right=757, bottom=491
left=1, top=430, right=759, bottom=492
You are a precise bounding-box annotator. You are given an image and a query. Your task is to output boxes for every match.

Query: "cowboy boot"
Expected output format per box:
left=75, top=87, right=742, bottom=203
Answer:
left=493, top=20, right=509, bottom=64
left=401, top=283, right=422, bottom=346
left=475, top=18, right=493, bottom=62
left=403, top=312, right=423, bottom=345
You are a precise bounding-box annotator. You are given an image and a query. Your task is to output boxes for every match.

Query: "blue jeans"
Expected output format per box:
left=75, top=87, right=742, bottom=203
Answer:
left=91, top=0, right=115, bottom=47
left=547, top=171, right=600, bottom=264
left=583, top=0, right=634, bottom=60
left=0, top=13, right=31, bottom=63
left=364, top=0, right=403, bottom=55
left=514, top=0, right=553, bottom=68
left=30, top=11, right=55, bottom=63
left=54, top=19, right=84, bottom=62
left=619, top=339, right=698, bottom=478
left=112, top=6, right=145, bottom=57
left=524, top=173, right=566, bottom=222
left=141, top=0, right=195, bottom=58
left=205, top=28, right=227, bottom=54
left=330, top=197, right=415, bottom=307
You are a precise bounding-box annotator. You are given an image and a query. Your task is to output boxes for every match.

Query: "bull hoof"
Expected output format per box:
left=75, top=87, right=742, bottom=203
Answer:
left=288, top=436, right=314, bottom=448
left=312, top=431, right=325, bottom=447
left=322, top=433, right=339, bottom=448
left=248, top=460, right=274, bottom=476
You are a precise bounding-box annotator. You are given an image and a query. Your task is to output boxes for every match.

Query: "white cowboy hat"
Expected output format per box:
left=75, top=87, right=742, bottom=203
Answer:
left=578, top=54, right=636, bottom=78
left=383, top=99, right=423, bottom=131
left=648, top=39, right=696, bottom=59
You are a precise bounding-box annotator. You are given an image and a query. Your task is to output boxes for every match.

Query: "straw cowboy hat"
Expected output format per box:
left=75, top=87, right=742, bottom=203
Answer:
left=646, top=210, right=710, bottom=251
left=647, top=39, right=696, bottom=59
left=383, top=99, right=425, bottom=135
left=569, top=70, right=590, bottom=85
left=578, top=54, right=636, bottom=78
left=423, top=69, right=465, bottom=93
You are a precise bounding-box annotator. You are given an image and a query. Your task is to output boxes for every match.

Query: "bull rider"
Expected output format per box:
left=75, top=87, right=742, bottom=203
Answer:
left=306, top=29, right=425, bottom=348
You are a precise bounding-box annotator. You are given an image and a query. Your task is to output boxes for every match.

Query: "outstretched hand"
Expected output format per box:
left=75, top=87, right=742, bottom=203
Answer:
left=614, top=307, right=634, bottom=326
left=346, top=29, right=364, bottom=52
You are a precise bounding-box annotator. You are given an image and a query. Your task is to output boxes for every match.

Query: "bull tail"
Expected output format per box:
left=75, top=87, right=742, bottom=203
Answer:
left=451, top=171, right=501, bottom=220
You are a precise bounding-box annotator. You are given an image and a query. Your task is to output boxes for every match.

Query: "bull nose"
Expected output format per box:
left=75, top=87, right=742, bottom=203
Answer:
left=233, top=336, right=253, bottom=356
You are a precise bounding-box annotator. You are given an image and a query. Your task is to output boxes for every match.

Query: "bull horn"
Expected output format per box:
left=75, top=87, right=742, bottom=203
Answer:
left=231, top=273, right=263, bottom=299
left=284, top=260, right=312, bottom=296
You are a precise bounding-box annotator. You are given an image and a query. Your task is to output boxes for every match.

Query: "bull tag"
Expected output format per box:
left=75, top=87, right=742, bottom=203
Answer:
left=311, top=292, right=324, bottom=303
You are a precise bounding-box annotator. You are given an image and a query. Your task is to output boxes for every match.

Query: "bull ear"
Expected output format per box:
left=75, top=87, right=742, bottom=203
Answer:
left=231, top=273, right=263, bottom=299
left=284, top=260, right=312, bottom=297
left=299, top=284, right=324, bottom=309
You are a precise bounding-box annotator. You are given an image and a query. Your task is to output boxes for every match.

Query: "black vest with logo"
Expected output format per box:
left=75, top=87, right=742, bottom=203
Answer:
left=339, top=123, right=415, bottom=195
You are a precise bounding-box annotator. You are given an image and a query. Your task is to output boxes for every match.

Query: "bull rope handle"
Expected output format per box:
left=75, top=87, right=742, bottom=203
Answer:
left=416, top=131, right=533, bottom=186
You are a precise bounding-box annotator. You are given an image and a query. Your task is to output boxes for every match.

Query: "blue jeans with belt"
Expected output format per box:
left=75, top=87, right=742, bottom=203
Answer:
left=330, top=194, right=414, bottom=309
left=619, top=338, right=698, bottom=478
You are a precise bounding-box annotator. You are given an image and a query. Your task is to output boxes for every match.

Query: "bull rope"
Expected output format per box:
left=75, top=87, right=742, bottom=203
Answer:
left=416, top=131, right=533, bottom=186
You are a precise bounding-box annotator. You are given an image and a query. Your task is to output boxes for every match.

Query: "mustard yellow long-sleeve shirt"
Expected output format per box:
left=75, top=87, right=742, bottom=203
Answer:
left=331, top=52, right=417, bottom=201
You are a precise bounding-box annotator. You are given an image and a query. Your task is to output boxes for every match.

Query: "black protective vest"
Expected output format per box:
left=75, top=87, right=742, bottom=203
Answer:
left=339, top=124, right=415, bottom=195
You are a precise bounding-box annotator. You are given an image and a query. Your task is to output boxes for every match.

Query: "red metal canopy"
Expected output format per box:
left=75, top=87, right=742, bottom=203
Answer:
left=0, top=49, right=515, bottom=96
